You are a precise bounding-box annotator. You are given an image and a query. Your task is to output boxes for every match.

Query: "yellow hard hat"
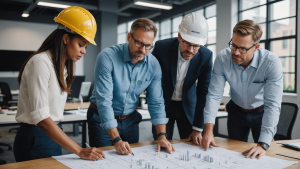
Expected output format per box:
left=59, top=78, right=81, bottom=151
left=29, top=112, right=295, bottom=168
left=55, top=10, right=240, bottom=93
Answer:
left=54, top=6, right=97, bottom=46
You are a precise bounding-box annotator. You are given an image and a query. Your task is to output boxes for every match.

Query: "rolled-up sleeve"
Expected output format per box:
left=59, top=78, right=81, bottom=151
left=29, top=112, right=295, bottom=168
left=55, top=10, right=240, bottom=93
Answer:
left=259, top=57, right=283, bottom=145
left=25, top=59, right=51, bottom=125
left=146, top=62, right=168, bottom=126
left=94, top=52, right=118, bottom=130
left=204, top=54, right=227, bottom=125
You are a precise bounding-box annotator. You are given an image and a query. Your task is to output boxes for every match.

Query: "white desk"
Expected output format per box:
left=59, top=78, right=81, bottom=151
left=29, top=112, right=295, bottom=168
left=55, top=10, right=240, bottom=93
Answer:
left=0, top=109, right=88, bottom=147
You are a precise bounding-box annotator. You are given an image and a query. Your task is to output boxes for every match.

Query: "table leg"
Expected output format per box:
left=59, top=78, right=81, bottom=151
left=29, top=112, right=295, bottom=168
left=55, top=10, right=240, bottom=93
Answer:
left=82, top=122, right=87, bottom=148
left=213, top=117, right=220, bottom=137
left=73, top=123, right=79, bottom=136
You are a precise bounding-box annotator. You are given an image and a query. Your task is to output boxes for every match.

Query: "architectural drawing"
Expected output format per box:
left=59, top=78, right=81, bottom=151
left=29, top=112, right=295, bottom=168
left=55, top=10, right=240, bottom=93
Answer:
left=53, top=143, right=298, bottom=169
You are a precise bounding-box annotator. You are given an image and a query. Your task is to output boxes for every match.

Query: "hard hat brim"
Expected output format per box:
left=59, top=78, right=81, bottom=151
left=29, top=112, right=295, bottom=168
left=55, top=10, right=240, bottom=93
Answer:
left=180, top=32, right=207, bottom=46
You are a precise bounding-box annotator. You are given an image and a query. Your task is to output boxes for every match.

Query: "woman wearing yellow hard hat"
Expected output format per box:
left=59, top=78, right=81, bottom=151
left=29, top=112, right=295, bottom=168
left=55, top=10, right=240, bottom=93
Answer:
left=13, top=6, right=104, bottom=162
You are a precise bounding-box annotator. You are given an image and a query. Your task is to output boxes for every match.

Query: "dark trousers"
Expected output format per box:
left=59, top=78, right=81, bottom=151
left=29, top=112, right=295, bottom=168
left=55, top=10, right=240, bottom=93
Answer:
left=13, top=123, right=63, bottom=162
left=226, top=100, right=264, bottom=143
left=152, top=100, right=193, bottom=140
left=87, top=105, right=142, bottom=147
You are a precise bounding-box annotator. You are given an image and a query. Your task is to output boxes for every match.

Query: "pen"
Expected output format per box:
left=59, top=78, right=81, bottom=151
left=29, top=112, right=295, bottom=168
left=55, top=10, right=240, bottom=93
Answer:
left=276, top=154, right=300, bottom=160
left=132, top=153, right=135, bottom=156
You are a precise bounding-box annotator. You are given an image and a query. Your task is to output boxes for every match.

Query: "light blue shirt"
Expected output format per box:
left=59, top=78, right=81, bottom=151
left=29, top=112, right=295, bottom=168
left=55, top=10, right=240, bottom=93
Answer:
left=204, top=47, right=283, bottom=145
left=90, top=43, right=168, bottom=130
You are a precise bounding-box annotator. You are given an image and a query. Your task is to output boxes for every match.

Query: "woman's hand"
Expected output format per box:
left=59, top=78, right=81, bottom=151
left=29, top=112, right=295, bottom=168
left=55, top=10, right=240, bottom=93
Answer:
left=78, top=147, right=105, bottom=161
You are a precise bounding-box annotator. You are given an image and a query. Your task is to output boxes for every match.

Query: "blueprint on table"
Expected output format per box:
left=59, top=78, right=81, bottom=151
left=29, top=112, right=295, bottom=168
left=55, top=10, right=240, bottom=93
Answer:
left=53, top=143, right=298, bottom=169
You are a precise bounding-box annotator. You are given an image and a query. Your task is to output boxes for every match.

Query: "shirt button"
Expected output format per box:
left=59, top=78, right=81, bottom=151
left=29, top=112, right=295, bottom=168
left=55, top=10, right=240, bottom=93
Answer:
left=244, top=83, right=245, bottom=85
left=128, top=93, right=130, bottom=95
left=131, top=81, right=133, bottom=83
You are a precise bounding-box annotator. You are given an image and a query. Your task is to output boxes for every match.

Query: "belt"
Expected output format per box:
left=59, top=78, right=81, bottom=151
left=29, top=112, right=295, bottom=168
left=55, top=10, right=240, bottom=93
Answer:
left=232, top=101, right=264, bottom=112
left=90, top=103, right=133, bottom=119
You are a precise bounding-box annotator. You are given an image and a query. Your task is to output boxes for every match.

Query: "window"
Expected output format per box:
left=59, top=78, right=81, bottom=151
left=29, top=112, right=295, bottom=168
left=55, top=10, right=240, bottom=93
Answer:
left=282, top=31, right=288, bottom=49
left=239, top=0, right=297, bottom=93
left=117, top=23, right=127, bottom=44
left=117, top=20, right=135, bottom=44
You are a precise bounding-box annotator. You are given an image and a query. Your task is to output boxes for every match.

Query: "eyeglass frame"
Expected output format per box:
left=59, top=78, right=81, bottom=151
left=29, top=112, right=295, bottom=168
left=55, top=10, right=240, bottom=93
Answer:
left=130, top=33, right=153, bottom=50
left=228, top=39, right=257, bottom=54
left=180, top=37, right=201, bottom=51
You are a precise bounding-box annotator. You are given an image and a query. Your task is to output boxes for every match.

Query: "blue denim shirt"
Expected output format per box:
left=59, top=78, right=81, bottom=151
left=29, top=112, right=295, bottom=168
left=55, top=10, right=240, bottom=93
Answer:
left=204, top=48, right=283, bottom=145
left=90, top=43, right=168, bottom=130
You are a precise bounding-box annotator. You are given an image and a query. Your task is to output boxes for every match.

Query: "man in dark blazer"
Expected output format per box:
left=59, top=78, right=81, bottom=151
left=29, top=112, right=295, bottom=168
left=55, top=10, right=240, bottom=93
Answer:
left=151, top=12, right=213, bottom=145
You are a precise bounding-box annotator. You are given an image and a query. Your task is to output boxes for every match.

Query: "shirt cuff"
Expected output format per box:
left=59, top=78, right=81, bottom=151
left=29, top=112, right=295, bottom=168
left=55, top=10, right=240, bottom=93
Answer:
left=192, top=126, right=203, bottom=132
left=258, top=130, right=274, bottom=146
left=151, top=118, right=169, bottom=126
left=100, top=119, right=118, bottom=130
left=29, top=106, right=50, bottom=125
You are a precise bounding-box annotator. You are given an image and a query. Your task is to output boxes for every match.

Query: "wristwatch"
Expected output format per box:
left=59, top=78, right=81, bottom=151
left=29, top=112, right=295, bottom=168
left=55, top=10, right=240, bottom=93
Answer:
left=258, top=142, right=269, bottom=150
left=112, top=136, right=122, bottom=145
left=157, top=132, right=167, bottom=138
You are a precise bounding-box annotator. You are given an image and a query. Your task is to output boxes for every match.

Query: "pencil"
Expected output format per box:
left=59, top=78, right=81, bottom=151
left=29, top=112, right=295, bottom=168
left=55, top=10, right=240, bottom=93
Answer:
left=276, top=154, right=300, bottom=160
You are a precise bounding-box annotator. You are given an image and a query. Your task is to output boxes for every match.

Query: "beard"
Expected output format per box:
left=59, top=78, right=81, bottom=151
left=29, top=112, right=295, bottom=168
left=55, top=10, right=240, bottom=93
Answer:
left=231, top=53, right=252, bottom=66
left=180, top=50, right=195, bottom=60
left=131, top=50, right=146, bottom=61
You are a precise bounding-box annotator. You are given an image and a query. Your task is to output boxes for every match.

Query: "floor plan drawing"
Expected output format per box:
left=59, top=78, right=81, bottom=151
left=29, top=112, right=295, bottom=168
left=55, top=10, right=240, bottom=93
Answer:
left=53, top=143, right=298, bottom=169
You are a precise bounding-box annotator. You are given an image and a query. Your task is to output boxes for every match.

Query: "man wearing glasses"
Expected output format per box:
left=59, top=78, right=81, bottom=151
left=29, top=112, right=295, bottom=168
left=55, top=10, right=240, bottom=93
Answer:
left=151, top=12, right=213, bottom=146
left=88, top=18, right=175, bottom=155
left=202, top=20, right=283, bottom=159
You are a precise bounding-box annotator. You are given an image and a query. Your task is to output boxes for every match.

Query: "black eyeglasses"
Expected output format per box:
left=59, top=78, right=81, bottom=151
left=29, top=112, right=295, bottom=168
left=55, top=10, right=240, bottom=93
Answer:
left=181, top=38, right=201, bottom=51
left=228, top=39, right=256, bottom=54
left=130, top=33, right=153, bottom=50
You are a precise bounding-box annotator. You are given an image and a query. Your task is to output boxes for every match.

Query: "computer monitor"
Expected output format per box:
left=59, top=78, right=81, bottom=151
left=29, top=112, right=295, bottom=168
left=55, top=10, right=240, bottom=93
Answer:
left=69, top=76, right=85, bottom=98
left=79, top=82, right=91, bottom=97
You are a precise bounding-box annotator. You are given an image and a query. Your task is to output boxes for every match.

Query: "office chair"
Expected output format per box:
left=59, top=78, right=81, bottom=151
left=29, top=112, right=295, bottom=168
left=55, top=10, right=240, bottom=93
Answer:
left=0, top=82, right=18, bottom=107
left=0, top=82, right=19, bottom=142
left=274, top=102, right=299, bottom=140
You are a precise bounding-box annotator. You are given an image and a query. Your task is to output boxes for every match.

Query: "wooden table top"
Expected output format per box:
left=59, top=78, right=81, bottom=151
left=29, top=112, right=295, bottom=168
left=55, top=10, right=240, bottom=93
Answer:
left=64, top=102, right=90, bottom=110
left=1, top=137, right=299, bottom=169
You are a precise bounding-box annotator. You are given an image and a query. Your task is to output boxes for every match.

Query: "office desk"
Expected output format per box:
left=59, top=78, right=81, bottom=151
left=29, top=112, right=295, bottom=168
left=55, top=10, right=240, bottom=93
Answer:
left=0, top=102, right=91, bottom=148
left=64, top=102, right=90, bottom=110
left=1, top=137, right=299, bottom=169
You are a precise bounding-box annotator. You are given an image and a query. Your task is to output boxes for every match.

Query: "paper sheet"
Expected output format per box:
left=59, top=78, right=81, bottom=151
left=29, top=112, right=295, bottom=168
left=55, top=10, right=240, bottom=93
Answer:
left=53, top=143, right=298, bottom=169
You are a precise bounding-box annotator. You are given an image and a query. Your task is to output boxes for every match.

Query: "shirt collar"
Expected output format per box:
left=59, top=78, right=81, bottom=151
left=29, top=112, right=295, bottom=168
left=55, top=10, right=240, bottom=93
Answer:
left=123, top=43, right=147, bottom=64
left=250, top=50, right=259, bottom=68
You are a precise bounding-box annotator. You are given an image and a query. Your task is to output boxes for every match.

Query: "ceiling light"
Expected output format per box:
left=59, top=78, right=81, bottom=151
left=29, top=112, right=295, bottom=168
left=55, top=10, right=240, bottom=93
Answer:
left=22, top=13, right=29, bottom=17
left=134, top=1, right=172, bottom=10
left=37, top=2, right=70, bottom=9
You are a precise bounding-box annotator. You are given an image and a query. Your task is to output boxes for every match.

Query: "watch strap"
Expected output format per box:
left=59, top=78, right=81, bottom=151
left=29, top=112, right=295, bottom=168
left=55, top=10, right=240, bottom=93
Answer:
left=258, top=142, right=269, bottom=150
left=112, top=136, right=122, bottom=145
left=157, top=132, right=167, bottom=138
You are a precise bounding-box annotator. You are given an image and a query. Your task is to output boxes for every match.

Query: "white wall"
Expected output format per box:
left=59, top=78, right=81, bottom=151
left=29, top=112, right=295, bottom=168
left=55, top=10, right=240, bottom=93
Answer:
left=0, top=19, right=84, bottom=77
left=216, top=0, right=300, bottom=140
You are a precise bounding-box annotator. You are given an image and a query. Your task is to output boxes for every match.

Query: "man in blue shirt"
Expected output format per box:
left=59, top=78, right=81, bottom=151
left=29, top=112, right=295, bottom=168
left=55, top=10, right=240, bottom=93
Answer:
left=87, top=18, right=175, bottom=155
left=202, top=20, right=283, bottom=159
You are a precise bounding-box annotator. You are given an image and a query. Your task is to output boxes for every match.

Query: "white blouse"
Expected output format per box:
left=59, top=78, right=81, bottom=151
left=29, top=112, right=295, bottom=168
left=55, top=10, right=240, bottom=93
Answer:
left=16, top=51, right=68, bottom=125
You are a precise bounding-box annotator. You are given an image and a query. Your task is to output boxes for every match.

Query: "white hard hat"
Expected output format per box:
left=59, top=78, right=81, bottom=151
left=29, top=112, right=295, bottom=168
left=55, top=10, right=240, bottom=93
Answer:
left=178, top=12, right=209, bottom=45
